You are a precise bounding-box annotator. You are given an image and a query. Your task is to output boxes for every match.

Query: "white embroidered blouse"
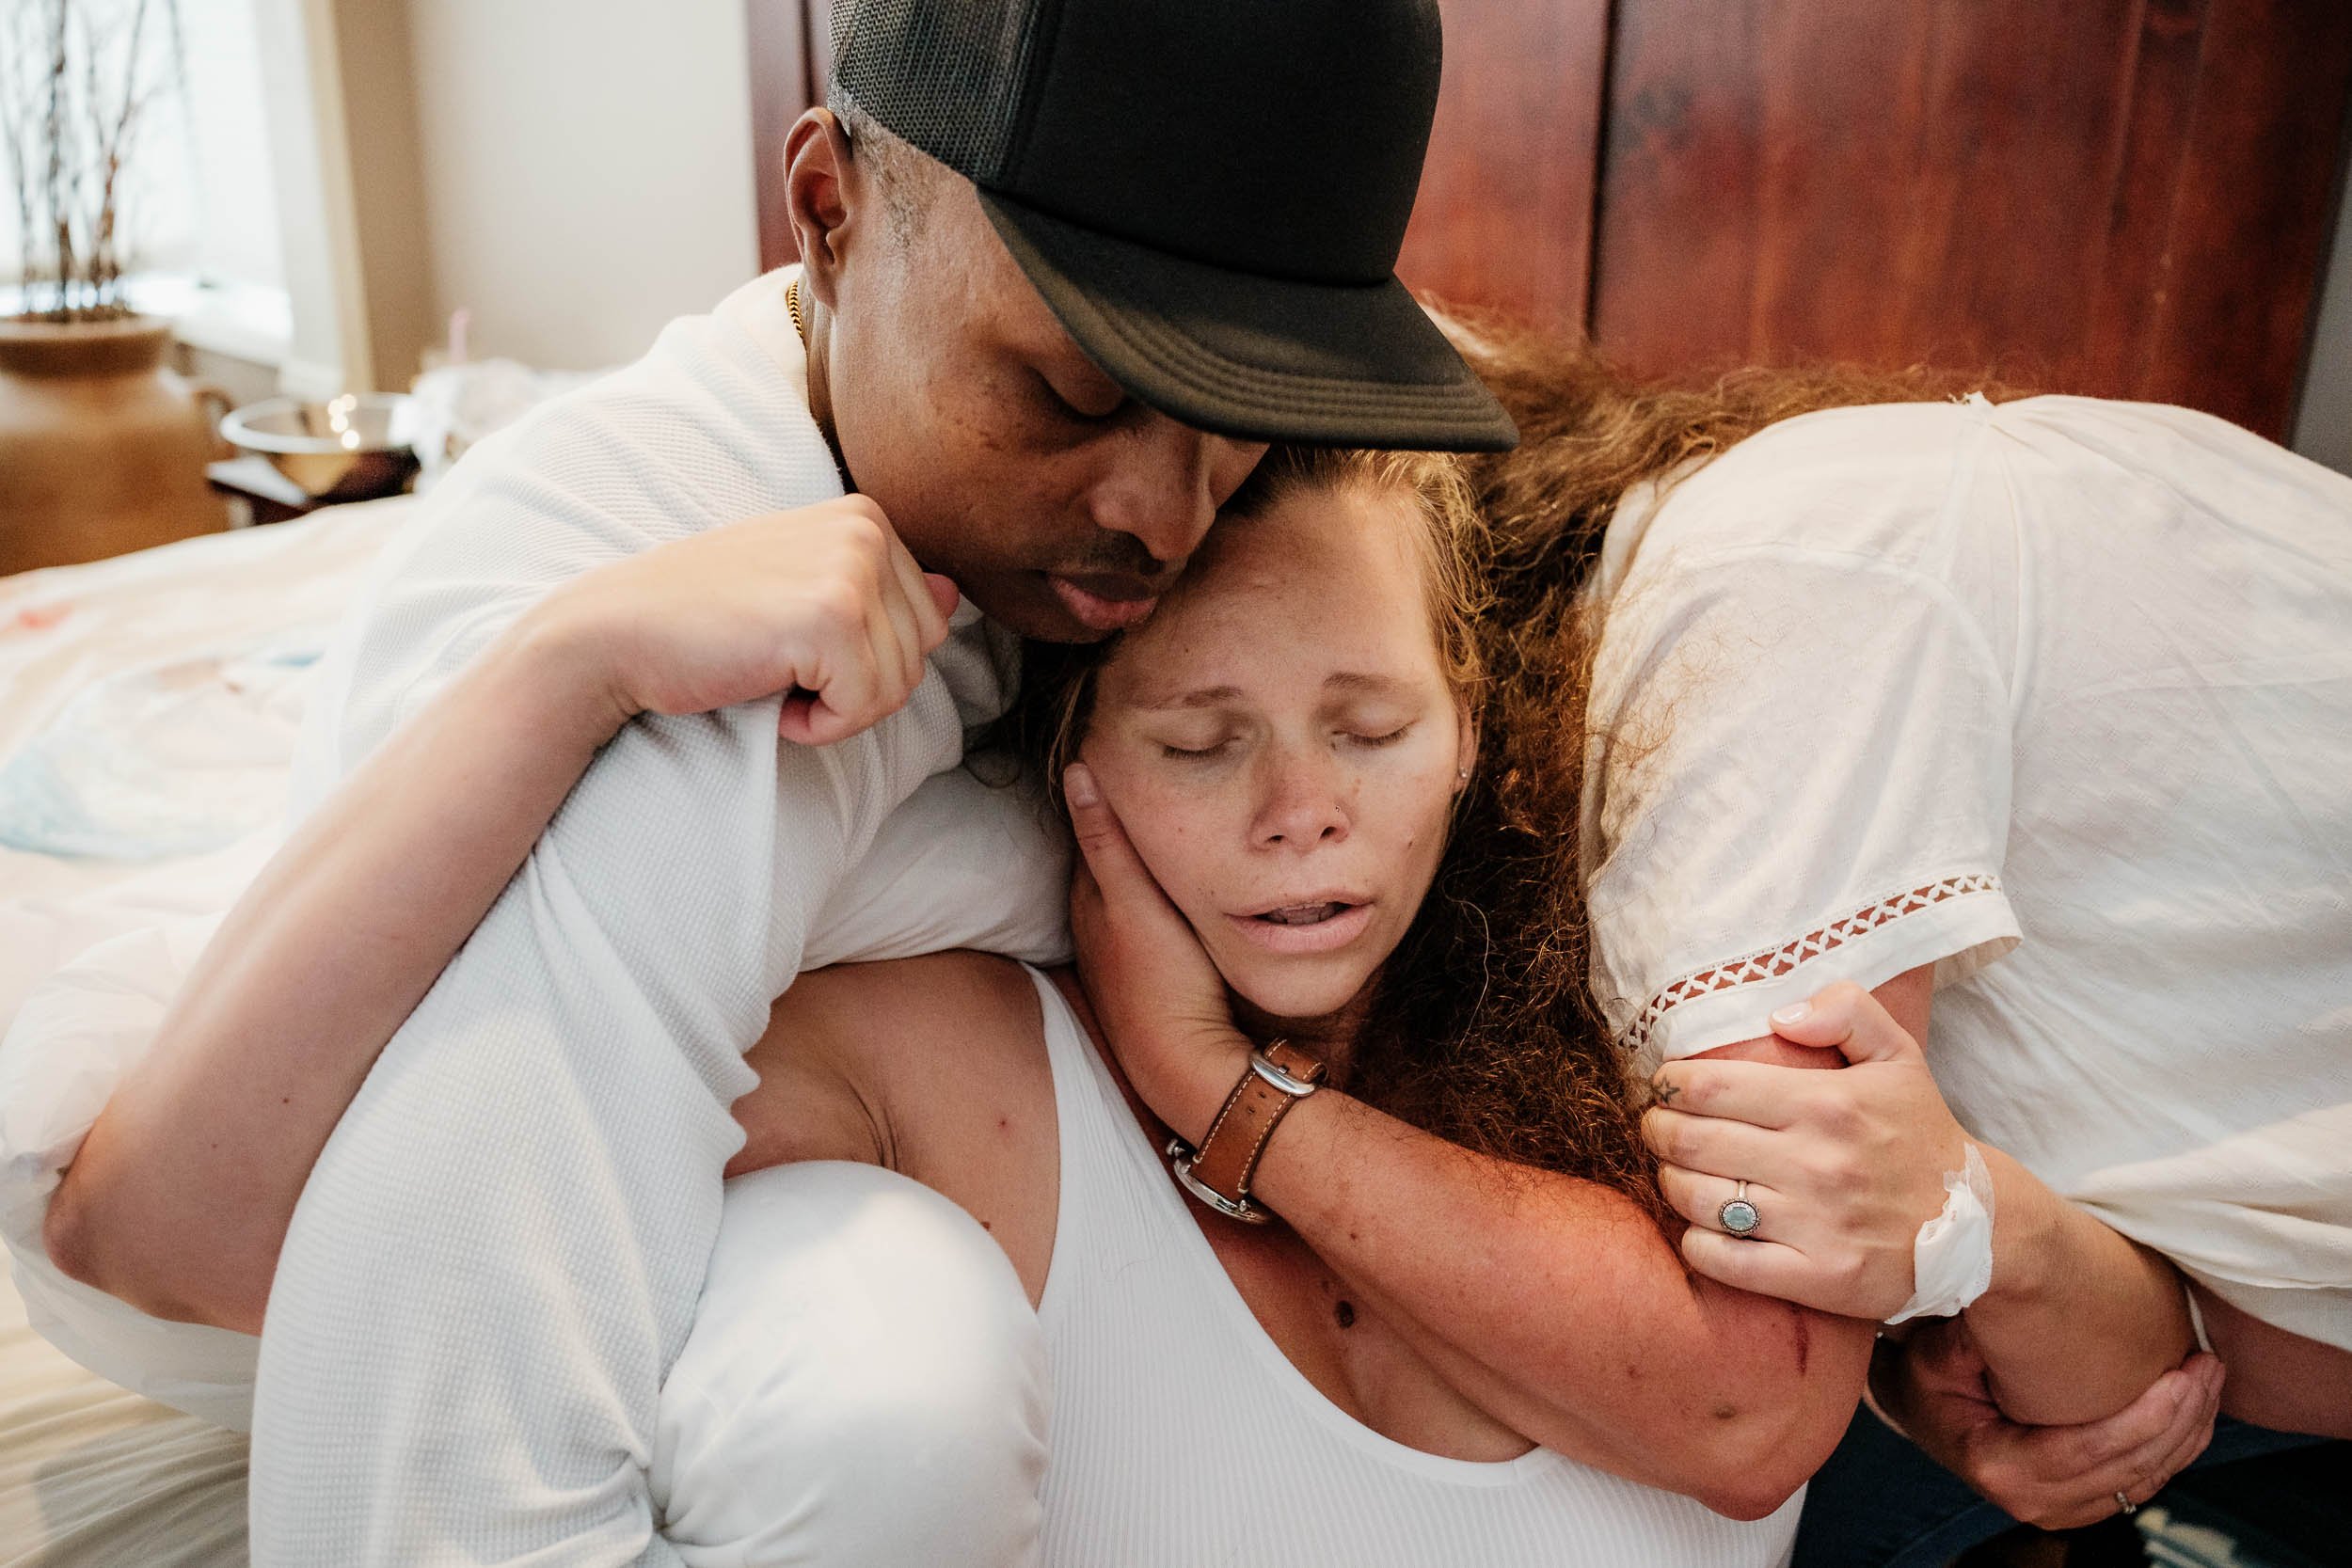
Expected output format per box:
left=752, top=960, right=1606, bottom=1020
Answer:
left=1582, top=394, right=2352, bottom=1352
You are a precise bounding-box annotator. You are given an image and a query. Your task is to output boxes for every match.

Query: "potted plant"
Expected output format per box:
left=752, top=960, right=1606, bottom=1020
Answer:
left=0, top=0, right=229, bottom=575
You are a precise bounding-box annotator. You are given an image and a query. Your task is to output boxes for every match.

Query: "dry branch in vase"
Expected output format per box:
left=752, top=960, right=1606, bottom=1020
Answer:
left=0, top=0, right=184, bottom=323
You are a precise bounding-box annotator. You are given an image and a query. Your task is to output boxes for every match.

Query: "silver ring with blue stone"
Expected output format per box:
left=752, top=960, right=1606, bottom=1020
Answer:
left=1719, top=1180, right=1761, bottom=1239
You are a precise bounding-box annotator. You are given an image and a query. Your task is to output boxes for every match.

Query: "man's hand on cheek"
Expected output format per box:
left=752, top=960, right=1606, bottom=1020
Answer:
left=1064, top=762, right=1251, bottom=1144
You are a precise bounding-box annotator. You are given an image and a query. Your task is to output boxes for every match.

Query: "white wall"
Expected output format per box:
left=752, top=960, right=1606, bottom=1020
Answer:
left=255, top=0, right=362, bottom=395
left=2293, top=150, right=2352, bottom=477
left=404, top=0, right=760, bottom=372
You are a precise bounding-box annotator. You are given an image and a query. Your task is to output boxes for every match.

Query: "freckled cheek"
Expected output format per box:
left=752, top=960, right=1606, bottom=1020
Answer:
left=1369, top=762, right=1460, bottom=879
left=1098, top=771, right=1249, bottom=917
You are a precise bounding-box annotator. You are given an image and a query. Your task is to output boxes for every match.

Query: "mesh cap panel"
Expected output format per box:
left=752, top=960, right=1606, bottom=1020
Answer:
left=830, top=0, right=1047, bottom=184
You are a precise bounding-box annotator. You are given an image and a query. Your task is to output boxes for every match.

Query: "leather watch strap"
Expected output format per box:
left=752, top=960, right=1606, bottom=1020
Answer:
left=1186, top=1040, right=1325, bottom=1209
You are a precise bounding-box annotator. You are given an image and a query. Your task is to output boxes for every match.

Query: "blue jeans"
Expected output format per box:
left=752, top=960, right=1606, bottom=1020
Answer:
left=1791, top=1406, right=2344, bottom=1568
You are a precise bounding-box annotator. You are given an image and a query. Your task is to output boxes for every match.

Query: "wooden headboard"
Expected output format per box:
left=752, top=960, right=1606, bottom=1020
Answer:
left=745, top=1, right=2352, bottom=441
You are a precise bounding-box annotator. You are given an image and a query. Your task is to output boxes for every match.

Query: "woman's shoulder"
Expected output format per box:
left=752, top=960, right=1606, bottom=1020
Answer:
left=787, top=951, right=1050, bottom=1078
left=745, top=953, right=1053, bottom=1145
left=732, top=953, right=1052, bottom=1176
left=747, top=952, right=1063, bottom=1301
left=1623, top=397, right=1998, bottom=576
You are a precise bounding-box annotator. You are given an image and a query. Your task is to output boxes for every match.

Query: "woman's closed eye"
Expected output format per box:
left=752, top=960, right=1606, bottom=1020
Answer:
left=1345, top=721, right=1415, bottom=750
left=1156, top=722, right=1412, bottom=760
left=1157, top=736, right=1234, bottom=761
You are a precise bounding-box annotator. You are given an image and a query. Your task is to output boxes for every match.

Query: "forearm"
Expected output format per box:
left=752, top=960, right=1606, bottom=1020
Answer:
left=47, top=608, right=624, bottom=1328
left=1251, top=1087, right=1872, bottom=1515
left=2190, top=1284, right=2352, bottom=1438
left=1961, top=1145, right=2193, bottom=1427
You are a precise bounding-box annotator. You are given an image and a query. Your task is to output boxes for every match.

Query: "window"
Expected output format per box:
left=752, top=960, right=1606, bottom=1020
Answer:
left=3, top=0, right=289, bottom=359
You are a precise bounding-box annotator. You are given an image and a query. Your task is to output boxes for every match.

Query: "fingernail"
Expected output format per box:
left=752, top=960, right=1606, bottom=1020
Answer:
left=1063, top=763, right=1099, bottom=809
left=1771, top=1002, right=1811, bottom=1027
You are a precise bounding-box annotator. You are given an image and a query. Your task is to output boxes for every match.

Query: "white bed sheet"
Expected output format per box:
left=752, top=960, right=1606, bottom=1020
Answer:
left=0, top=1261, right=248, bottom=1567
left=0, top=503, right=410, bottom=1565
left=0, top=500, right=413, bottom=1038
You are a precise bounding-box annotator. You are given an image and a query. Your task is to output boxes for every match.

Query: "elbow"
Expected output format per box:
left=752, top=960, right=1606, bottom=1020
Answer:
left=1693, top=1465, right=1809, bottom=1524
left=1669, top=1294, right=1872, bottom=1519
left=41, top=1177, right=105, bottom=1291
left=1520, top=1387, right=1837, bottom=1520
left=1682, top=1435, right=1819, bottom=1521
left=42, top=1174, right=263, bottom=1334
left=1685, top=1398, right=1849, bottom=1521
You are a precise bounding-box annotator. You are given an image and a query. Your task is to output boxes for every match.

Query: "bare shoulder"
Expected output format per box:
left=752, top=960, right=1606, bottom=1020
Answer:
left=783, top=951, right=1047, bottom=1071
left=773, top=951, right=1054, bottom=1152
left=773, top=951, right=1062, bottom=1301
left=733, top=952, right=1055, bottom=1180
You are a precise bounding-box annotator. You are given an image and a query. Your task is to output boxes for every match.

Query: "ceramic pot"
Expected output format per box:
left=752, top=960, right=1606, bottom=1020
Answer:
left=0, top=314, right=231, bottom=576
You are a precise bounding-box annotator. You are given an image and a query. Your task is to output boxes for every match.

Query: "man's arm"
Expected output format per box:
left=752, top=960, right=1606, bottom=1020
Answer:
left=245, top=627, right=985, bottom=1566
left=44, top=502, right=951, bottom=1331
left=47, top=614, right=617, bottom=1329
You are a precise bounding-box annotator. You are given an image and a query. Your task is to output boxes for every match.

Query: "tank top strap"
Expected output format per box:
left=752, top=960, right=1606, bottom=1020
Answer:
left=1018, top=964, right=1202, bottom=1314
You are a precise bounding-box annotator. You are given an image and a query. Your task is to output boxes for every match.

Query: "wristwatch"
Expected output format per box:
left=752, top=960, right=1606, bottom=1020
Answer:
left=1167, top=1040, right=1325, bottom=1224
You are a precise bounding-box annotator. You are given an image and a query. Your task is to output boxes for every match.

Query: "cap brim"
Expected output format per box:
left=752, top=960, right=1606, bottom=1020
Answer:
left=978, top=192, right=1517, bottom=452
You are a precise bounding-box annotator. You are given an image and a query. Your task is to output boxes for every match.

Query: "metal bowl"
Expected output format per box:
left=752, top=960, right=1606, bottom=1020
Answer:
left=219, top=393, right=421, bottom=502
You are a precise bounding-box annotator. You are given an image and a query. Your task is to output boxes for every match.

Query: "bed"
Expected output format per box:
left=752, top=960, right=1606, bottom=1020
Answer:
left=0, top=499, right=410, bottom=1565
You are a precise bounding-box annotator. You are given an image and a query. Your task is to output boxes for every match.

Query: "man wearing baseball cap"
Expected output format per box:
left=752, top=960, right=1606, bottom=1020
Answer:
left=54, top=2, right=1509, bottom=1563
left=788, top=0, right=1515, bottom=646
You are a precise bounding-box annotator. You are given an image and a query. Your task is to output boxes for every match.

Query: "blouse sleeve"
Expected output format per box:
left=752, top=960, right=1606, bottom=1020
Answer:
left=1584, top=543, right=2021, bottom=1066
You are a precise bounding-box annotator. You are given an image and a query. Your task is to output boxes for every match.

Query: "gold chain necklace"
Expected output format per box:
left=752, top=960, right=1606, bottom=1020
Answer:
left=786, top=274, right=850, bottom=488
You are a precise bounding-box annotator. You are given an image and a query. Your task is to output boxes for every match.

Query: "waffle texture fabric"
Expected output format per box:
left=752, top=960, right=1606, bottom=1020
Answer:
left=652, top=1160, right=1049, bottom=1567
left=247, top=269, right=1065, bottom=1565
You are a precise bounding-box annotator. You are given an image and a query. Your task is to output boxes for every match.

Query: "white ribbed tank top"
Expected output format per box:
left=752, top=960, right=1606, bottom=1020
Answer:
left=1023, top=966, right=1802, bottom=1568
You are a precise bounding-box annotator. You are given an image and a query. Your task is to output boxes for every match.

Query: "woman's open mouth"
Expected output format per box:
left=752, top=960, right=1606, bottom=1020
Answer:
left=1226, top=900, right=1374, bottom=955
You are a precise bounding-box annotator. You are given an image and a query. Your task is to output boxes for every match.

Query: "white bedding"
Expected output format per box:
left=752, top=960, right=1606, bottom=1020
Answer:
left=0, top=1254, right=247, bottom=1566
left=0, top=500, right=413, bottom=1037
left=0, top=502, right=411, bottom=1565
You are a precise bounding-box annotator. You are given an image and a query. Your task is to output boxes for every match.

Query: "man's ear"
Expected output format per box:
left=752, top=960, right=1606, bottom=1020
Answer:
left=782, top=108, right=862, bottom=309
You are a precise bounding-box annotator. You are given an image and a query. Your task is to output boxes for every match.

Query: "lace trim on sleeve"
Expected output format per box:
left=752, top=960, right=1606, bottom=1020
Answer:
left=1621, top=873, right=2003, bottom=1054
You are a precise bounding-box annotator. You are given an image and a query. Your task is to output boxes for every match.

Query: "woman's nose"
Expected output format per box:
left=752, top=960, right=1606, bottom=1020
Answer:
left=1254, top=751, right=1351, bottom=849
